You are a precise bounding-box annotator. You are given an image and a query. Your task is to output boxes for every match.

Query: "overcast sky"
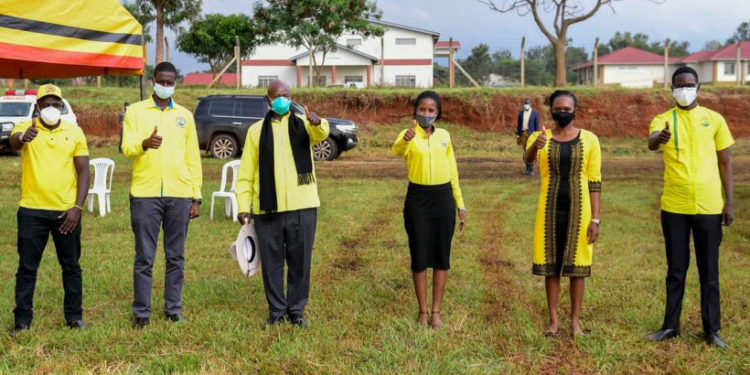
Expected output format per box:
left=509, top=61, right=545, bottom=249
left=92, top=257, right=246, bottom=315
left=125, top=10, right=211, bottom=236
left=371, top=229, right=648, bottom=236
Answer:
left=142, top=0, right=750, bottom=73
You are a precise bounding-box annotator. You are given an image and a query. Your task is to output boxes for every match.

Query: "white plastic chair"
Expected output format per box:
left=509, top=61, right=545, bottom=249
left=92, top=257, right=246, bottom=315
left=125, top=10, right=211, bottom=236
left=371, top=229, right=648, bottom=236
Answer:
left=88, top=158, right=114, bottom=217
left=211, top=160, right=241, bottom=222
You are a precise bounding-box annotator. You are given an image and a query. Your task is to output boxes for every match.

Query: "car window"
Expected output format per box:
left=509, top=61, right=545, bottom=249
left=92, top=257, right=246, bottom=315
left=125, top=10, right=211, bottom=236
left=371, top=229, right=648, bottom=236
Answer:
left=0, top=102, right=32, bottom=117
left=238, top=99, right=266, bottom=118
left=208, top=99, right=235, bottom=117
left=61, top=102, right=69, bottom=115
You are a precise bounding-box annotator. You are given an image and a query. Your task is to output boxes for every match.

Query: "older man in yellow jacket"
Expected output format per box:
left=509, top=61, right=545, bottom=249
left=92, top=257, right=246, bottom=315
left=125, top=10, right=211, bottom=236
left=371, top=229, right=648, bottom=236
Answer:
left=122, top=62, right=202, bottom=329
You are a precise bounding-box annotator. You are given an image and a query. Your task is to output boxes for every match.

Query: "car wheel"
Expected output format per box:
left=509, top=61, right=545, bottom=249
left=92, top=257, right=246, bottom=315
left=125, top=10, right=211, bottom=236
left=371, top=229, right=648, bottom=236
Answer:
left=210, top=134, right=238, bottom=159
left=313, top=137, right=339, bottom=161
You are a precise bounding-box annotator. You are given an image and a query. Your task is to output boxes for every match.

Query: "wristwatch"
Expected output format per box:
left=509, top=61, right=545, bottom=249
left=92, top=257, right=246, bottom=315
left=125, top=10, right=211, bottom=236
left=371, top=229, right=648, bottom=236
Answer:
left=591, top=218, right=601, bottom=225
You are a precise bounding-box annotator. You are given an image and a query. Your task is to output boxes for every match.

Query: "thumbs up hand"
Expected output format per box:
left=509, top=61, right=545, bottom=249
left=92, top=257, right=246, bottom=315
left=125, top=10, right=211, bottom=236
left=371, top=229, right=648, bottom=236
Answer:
left=22, top=121, right=38, bottom=143
left=404, top=120, right=417, bottom=141
left=534, top=125, right=548, bottom=150
left=142, top=126, right=163, bottom=150
left=304, top=105, right=321, bottom=126
left=658, top=121, right=672, bottom=145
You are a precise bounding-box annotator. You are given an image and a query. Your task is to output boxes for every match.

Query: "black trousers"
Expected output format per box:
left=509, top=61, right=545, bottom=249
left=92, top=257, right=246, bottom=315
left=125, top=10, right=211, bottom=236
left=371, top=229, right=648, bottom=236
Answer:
left=254, top=208, right=317, bottom=319
left=660, top=210, right=722, bottom=334
left=14, top=207, right=83, bottom=325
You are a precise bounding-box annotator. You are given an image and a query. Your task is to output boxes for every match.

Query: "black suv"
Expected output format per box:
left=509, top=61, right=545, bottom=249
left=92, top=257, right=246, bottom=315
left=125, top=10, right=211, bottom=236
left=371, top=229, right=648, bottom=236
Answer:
left=194, top=95, right=358, bottom=160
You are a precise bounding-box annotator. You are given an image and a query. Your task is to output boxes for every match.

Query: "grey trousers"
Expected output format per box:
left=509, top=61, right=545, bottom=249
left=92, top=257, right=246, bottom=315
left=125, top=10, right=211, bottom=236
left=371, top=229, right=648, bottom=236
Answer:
left=254, top=208, right=317, bottom=318
left=130, top=197, right=191, bottom=318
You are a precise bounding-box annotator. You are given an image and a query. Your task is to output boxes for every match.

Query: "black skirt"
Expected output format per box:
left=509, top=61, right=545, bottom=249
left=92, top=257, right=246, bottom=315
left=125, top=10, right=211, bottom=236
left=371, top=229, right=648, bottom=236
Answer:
left=403, top=182, right=456, bottom=272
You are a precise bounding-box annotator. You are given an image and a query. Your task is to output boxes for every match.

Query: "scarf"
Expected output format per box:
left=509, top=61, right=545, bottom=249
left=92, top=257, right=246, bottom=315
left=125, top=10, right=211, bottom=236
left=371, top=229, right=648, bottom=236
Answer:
left=258, top=110, right=315, bottom=212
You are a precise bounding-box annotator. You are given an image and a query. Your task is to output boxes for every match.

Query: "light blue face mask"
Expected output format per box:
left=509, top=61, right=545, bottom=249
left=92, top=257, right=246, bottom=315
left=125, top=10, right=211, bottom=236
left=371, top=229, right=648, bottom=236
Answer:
left=271, top=96, right=291, bottom=115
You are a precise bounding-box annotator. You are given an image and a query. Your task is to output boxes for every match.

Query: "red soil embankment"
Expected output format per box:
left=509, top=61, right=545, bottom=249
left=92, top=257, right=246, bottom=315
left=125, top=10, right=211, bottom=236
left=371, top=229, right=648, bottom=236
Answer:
left=74, top=89, right=749, bottom=138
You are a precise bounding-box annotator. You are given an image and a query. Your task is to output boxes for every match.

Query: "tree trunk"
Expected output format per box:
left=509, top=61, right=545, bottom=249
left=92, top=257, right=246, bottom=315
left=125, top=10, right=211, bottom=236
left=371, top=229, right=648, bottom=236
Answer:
left=155, top=1, right=164, bottom=65
left=554, top=39, right=567, bottom=87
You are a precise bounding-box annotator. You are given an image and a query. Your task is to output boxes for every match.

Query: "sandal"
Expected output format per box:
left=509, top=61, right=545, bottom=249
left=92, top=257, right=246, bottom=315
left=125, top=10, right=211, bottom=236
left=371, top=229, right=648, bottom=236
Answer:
left=544, top=324, right=559, bottom=337
left=430, top=311, right=442, bottom=330
left=416, top=311, right=429, bottom=326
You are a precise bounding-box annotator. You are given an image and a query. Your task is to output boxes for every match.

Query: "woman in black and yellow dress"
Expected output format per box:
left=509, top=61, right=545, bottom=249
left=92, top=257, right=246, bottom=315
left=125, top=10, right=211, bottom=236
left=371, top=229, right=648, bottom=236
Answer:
left=392, top=91, right=467, bottom=329
left=524, top=90, right=602, bottom=337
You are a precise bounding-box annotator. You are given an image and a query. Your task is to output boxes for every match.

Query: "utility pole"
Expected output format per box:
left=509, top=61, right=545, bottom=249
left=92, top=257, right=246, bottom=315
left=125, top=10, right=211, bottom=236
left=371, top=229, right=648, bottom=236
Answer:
left=663, top=38, right=670, bottom=89
left=380, top=36, right=385, bottom=86
left=737, top=42, right=742, bottom=86
left=449, top=38, right=455, bottom=88
left=308, top=46, right=313, bottom=87
left=235, top=36, right=241, bottom=90
left=593, top=37, right=599, bottom=87
left=520, top=36, right=526, bottom=87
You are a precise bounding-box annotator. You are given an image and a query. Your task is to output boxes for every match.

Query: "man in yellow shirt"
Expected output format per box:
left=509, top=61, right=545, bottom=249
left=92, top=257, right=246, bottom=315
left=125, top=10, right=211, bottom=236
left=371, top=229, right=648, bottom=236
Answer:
left=645, top=67, right=734, bottom=348
left=8, top=84, right=90, bottom=335
left=122, top=62, right=203, bottom=328
left=236, top=80, right=329, bottom=327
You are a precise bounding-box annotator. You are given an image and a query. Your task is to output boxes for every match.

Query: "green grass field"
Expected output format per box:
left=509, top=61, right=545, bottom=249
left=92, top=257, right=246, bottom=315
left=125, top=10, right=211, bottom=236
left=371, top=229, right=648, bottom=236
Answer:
left=0, top=128, right=747, bottom=374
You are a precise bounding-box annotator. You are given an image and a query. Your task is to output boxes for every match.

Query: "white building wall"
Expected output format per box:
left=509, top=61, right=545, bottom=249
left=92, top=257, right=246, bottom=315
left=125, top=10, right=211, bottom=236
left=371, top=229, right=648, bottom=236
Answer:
left=242, top=66, right=296, bottom=88
left=604, top=64, right=663, bottom=87
left=715, top=60, right=750, bottom=82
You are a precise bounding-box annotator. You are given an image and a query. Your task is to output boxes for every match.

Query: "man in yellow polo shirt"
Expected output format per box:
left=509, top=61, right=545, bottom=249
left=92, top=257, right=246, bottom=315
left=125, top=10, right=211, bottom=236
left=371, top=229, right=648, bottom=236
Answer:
left=8, top=84, right=90, bottom=336
left=236, top=80, right=329, bottom=327
left=645, top=67, right=734, bottom=348
left=122, top=62, right=202, bottom=329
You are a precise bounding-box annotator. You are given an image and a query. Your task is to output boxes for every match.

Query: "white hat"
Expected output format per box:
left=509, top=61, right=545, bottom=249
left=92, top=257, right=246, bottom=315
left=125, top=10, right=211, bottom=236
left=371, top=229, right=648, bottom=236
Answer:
left=229, top=223, right=260, bottom=277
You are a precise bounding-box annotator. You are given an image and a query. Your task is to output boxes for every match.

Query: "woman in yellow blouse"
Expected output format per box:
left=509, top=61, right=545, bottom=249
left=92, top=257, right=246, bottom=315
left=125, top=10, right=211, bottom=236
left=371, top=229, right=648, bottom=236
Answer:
left=392, top=91, right=467, bottom=329
left=524, top=90, right=601, bottom=337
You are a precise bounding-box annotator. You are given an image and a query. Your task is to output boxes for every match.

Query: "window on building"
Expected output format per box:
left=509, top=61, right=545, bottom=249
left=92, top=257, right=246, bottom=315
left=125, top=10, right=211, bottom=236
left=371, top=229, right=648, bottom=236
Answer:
left=346, top=38, right=362, bottom=47
left=395, top=75, right=416, bottom=87
left=208, top=99, right=235, bottom=117
left=257, top=75, right=278, bottom=88
left=395, top=38, right=416, bottom=46
left=344, top=75, right=363, bottom=83
left=724, top=63, right=735, bottom=75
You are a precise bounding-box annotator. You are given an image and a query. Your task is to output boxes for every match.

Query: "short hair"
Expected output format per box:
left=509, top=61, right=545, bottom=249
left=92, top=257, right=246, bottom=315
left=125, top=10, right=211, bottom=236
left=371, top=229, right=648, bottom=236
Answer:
left=153, top=62, right=177, bottom=76
left=413, top=91, right=442, bottom=120
left=548, top=90, right=577, bottom=109
left=672, top=66, right=699, bottom=84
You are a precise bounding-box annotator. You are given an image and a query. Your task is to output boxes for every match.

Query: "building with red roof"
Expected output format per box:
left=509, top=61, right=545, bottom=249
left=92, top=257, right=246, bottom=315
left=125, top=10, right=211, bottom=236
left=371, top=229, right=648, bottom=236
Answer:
left=182, top=73, right=237, bottom=86
left=573, top=42, right=750, bottom=87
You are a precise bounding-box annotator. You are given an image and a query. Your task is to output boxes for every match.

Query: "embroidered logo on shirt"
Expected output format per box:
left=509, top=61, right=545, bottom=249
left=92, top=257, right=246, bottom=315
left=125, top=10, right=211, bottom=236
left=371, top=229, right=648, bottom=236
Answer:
left=176, top=117, right=186, bottom=128
left=702, top=117, right=710, bottom=127
left=441, top=140, right=448, bottom=147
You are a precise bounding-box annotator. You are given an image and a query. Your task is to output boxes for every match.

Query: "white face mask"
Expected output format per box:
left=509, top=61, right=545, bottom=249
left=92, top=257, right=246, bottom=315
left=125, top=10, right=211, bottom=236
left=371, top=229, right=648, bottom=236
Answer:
left=40, top=106, right=61, bottom=125
left=524, top=104, right=531, bottom=111
left=153, top=83, right=175, bottom=99
left=673, top=87, right=697, bottom=107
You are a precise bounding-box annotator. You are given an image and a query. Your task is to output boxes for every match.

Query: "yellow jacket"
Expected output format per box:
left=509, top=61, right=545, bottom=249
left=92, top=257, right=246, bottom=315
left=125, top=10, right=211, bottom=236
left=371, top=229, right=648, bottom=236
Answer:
left=392, top=125, right=465, bottom=209
left=122, top=98, right=202, bottom=199
left=236, top=113, right=329, bottom=214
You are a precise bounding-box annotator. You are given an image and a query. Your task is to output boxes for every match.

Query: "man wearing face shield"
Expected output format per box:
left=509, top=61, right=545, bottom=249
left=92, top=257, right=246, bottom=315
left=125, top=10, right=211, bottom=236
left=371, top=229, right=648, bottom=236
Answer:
left=516, top=98, right=539, bottom=175
left=645, top=67, right=735, bottom=348
left=8, top=84, right=91, bottom=335
left=236, top=80, right=329, bottom=327
left=121, top=62, right=203, bottom=329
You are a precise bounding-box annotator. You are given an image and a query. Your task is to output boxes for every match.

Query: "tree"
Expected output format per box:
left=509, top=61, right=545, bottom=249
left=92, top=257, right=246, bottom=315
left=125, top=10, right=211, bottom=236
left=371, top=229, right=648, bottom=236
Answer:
left=253, top=0, right=384, bottom=87
left=726, top=21, right=750, bottom=44
left=177, top=14, right=258, bottom=76
left=604, top=31, right=690, bottom=57
left=123, top=1, right=155, bottom=43
left=478, top=0, right=662, bottom=86
left=461, top=43, right=493, bottom=84
left=433, top=63, right=450, bottom=86
left=702, top=40, right=724, bottom=51
left=132, top=0, right=202, bottom=65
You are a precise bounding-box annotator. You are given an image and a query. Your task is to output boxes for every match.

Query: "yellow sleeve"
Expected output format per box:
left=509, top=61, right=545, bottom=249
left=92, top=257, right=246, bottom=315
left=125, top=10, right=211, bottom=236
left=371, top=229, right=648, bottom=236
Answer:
left=525, top=131, right=540, bottom=151
left=446, top=135, right=465, bottom=209
left=237, top=125, right=259, bottom=213
left=185, top=114, right=202, bottom=200
left=649, top=113, right=667, bottom=136
left=714, top=114, right=735, bottom=151
left=586, top=132, right=602, bottom=192
left=73, top=127, right=89, bottom=157
left=121, top=106, right=145, bottom=158
left=11, top=120, right=31, bottom=135
left=302, top=115, right=330, bottom=144
left=391, top=129, right=410, bottom=157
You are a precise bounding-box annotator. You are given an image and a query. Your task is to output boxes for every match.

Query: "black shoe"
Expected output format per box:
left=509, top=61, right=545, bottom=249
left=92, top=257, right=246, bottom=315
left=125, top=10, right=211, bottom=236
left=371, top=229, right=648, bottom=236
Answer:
left=10, top=323, right=30, bottom=337
left=266, top=315, right=286, bottom=326
left=645, top=328, right=680, bottom=342
left=706, top=333, right=728, bottom=348
left=289, top=314, right=307, bottom=328
left=66, top=320, right=86, bottom=329
left=165, top=313, right=185, bottom=323
left=133, top=316, right=150, bottom=329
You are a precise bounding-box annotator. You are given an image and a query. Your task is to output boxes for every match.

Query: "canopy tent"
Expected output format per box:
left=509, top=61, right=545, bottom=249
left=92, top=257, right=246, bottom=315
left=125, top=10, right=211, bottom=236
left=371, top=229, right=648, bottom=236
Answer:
left=0, top=0, right=144, bottom=78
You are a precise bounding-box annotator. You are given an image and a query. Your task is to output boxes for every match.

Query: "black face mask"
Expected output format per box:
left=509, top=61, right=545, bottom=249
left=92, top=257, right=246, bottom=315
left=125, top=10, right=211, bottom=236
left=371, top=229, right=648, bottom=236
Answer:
left=551, top=111, right=575, bottom=127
